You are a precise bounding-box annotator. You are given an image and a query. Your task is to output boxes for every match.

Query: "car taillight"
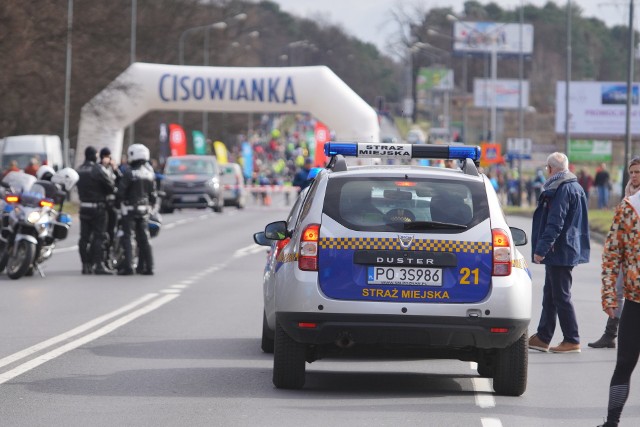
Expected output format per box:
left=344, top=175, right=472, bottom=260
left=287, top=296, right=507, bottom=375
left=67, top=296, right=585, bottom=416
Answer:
left=492, top=228, right=512, bottom=276
left=298, top=224, right=320, bottom=271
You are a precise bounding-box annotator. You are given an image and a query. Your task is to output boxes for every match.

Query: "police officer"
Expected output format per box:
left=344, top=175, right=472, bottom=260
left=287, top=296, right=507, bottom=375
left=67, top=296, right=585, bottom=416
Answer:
left=117, top=143, right=156, bottom=276
left=76, top=146, right=116, bottom=275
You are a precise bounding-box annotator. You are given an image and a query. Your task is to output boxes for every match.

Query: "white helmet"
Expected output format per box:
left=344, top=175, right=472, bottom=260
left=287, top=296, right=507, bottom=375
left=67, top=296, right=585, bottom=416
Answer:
left=36, top=165, right=55, bottom=181
left=51, top=167, right=80, bottom=191
left=128, top=144, right=150, bottom=162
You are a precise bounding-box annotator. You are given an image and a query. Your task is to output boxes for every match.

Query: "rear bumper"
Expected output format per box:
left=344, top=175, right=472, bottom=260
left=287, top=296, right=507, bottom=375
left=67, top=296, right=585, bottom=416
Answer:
left=277, top=311, right=528, bottom=350
left=164, top=191, right=220, bottom=208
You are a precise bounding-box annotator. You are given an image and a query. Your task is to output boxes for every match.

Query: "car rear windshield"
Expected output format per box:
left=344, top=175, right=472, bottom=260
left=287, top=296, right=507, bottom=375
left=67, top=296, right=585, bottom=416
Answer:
left=323, top=176, right=490, bottom=232
left=164, top=158, right=217, bottom=175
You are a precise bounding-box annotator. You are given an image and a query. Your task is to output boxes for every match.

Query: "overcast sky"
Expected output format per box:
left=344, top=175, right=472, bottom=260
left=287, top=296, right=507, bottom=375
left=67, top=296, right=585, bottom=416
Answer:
left=265, top=0, right=635, bottom=53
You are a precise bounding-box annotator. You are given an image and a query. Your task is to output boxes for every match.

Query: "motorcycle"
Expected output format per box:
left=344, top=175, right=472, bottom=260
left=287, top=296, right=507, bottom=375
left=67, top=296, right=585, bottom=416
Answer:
left=0, top=171, right=74, bottom=279
left=105, top=208, right=161, bottom=272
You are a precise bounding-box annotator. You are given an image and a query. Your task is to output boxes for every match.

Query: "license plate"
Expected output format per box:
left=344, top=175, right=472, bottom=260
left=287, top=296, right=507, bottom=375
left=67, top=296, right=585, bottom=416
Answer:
left=182, top=195, right=199, bottom=202
left=367, top=266, right=442, bottom=286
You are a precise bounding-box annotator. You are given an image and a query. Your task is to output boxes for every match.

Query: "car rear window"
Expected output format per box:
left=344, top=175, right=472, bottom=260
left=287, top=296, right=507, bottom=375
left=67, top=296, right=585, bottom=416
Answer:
left=323, top=177, right=489, bottom=232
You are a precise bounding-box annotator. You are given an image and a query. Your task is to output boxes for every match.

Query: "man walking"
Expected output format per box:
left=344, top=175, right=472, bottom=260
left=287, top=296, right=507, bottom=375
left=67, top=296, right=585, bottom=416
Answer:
left=528, top=152, right=590, bottom=353
left=76, top=146, right=116, bottom=275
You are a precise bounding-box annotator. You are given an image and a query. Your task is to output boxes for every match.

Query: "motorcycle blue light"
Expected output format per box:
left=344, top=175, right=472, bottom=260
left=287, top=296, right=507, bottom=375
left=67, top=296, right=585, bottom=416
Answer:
left=449, top=146, right=481, bottom=161
left=324, top=142, right=358, bottom=157
left=58, top=213, right=72, bottom=224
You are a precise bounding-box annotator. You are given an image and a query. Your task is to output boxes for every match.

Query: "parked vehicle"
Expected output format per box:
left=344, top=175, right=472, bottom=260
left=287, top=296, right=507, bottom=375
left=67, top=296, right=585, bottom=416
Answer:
left=159, top=155, right=223, bottom=213
left=0, top=135, right=64, bottom=171
left=221, top=163, right=247, bottom=209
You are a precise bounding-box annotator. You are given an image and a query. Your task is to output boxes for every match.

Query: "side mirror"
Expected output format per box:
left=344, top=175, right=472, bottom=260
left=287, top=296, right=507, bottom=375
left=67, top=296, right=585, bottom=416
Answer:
left=264, top=220, right=288, bottom=240
left=253, top=231, right=272, bottom=246
left=510, top=227, right=528, bottom=246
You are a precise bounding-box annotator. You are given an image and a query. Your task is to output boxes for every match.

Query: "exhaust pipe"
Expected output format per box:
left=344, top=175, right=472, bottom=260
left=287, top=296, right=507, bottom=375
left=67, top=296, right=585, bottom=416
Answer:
left=335, top=332, right=355, bottom=349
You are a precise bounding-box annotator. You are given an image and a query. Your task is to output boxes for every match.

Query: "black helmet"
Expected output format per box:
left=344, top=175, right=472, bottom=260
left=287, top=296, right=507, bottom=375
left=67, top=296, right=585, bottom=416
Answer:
left=84, top=146, right=97, bottom=162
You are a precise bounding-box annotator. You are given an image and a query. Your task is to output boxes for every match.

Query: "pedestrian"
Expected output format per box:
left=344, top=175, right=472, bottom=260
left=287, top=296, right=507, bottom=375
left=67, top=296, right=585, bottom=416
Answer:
left=532, top=168, right=545, bottom=200
left=23, top=157, right=40, bottom=176
left=2, top=160, right=21, bottom=179
left=99, top=147, right=122, bottom=256
left=578, top=168, right=594, bottom=202
left=597, top=161, right=640, bottom=427
left=594, top=163, right=611, bottom=209
left=589, top=157, right=640, bottom=350
left=528, top=152, right=590, bottom=353
left=76, top=146, right=116, bottom=275
left=116, top=143, right=156, bottom=276
left=292, top=157, right=313, bottom=193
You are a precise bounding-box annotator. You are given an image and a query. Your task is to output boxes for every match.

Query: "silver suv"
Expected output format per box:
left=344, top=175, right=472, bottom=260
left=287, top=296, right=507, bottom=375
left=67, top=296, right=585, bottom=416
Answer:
left=256, top=143, right=532, bottom=396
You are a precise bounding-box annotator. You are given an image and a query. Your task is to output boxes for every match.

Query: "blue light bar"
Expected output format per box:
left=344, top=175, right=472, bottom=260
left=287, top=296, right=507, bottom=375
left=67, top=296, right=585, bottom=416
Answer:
left=323, top=142, right=480, bottom=161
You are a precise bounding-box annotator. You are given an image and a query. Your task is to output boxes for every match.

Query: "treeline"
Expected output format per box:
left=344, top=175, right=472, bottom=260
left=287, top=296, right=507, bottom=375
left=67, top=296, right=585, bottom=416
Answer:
left=1, top=0, right=636, bottom=156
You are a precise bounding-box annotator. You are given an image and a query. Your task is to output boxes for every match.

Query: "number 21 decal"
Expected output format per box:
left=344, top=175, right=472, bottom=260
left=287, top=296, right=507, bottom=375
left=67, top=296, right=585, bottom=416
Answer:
left=460, top=268, right=479, bottom=285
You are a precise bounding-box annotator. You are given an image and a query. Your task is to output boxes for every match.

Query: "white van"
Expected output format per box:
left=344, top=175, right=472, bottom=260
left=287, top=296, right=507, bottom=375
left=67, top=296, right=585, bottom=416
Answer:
left=0, top=135, right=64, bottom=171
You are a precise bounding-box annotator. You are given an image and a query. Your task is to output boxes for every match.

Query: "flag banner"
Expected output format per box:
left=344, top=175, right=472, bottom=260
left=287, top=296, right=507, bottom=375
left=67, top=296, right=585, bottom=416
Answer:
left=314, top=121, right=330, bottom=167
left=168, top=124, right=187, bottom=156
left=241, top=141, right=253, bottom=180
left=192, top=130, right=206, bottom=155
left=213, top=140, right=228, bottom=164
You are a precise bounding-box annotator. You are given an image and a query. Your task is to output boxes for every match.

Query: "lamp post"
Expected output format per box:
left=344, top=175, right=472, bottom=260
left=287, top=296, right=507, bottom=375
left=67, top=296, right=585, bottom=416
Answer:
left=63, top=0, right=73, bottom=167
left=622, top=0, right=635, bottom=192
left=128, top=0, right=137, bottom=147
left=178, top=21, right=228, bottom=126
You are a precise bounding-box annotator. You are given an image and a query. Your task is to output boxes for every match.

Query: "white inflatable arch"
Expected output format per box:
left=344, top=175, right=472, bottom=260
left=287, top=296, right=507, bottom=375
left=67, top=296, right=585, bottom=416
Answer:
left=76, top=62, right=380, bottom=165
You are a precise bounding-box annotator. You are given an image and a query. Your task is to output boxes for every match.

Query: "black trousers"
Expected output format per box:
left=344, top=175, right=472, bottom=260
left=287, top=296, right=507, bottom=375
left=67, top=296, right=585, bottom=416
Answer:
left=121, top=212, right=153, bottom=272
left=78, top=206, right=107, bottom=266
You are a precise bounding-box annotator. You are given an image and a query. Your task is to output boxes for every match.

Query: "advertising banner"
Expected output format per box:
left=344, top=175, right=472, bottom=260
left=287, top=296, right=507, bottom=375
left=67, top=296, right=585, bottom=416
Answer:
left=168, top=123, right=187, bottom=157
left=555, top=81, right=640, bottom=135
left=192, top=130, right=206, bottom=155
left=474, top=78, right=530, bottom=109
left=213, top=140, right=228, bottom=164
left=453, top=22, right=534, bottom=55
left=568, top=139, right=612, bottom=162
left=314, top=121, right=330, bottom=167
left=416, top=68, right=454, bottom=92
left=241, top=141, right=253, bottom=180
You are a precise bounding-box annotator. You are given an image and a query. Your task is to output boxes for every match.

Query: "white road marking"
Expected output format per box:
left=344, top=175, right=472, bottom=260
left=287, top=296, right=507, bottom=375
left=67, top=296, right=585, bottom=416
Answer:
left=481, top=418, right=503, bottom=427
left=0, top=293, right=158, bottom=370
left=233, top=244, right=265, bottom=258
left=56, top=245, right=78, bottom=253
left=472, top=377, right=496, bottom=408
left=0, top=294, right=179, bottom=385
left=171, top=284, right=189, bottom=289
left=160, top=289, right=182, bottom=293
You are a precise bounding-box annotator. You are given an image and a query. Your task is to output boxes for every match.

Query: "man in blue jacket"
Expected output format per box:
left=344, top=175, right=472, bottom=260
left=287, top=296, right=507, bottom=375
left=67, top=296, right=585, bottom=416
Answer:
left=528, top=152, right=590, bottom=354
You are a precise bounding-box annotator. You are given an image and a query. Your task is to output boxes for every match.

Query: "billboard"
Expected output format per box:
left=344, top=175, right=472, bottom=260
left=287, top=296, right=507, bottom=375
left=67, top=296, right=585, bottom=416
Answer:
left=453, top=21, right=534, bottom=55
left=555, top=81, right=640, bottom=135
left=568, top=139, right=612, bottom=162
left=416, top=68, right=454, bottom=92
left=473, top=78, right=530, bottom=109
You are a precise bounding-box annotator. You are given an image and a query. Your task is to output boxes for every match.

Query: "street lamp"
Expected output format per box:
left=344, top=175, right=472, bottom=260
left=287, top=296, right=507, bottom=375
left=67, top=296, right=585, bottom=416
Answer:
left=177, top=21, right=227, bottom=127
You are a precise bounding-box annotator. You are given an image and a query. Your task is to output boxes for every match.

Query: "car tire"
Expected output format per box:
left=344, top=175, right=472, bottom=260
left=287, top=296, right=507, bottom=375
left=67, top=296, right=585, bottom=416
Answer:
left=476, top=356, right=494, bottom=378
left=273, top=321, right=306, bottom=389
left=261, top=311, right=274, bottom=354
left=492, top=332, right=528, bottom=396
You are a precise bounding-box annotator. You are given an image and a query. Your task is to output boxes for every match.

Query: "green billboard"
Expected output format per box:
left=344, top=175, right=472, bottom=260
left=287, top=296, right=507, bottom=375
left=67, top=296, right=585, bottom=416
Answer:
left=568, top=139, right=612, bottom=162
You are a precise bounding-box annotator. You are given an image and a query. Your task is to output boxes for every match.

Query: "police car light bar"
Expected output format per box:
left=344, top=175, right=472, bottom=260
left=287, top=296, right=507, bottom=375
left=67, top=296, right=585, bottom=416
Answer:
left=324, top=142, right=481, bottom=161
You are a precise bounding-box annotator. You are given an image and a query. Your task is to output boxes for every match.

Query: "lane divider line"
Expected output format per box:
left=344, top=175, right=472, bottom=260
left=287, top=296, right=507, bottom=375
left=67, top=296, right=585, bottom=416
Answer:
left=0, top=293, right=158, bottom=371
left=0, top=294, right=179, bottom=385
left=481, top=418, right=503, bottom=427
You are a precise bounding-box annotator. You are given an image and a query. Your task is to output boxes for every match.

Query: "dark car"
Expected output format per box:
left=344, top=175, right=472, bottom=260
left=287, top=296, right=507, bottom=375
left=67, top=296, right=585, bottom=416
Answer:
left=159, top=155, right=223, bottom=213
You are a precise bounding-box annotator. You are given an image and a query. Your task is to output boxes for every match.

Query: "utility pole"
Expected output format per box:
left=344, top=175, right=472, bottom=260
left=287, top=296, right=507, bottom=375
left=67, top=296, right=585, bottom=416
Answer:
left=565, top=0, right=572, bottom=154
left=623, top=0, right=635, bottom=192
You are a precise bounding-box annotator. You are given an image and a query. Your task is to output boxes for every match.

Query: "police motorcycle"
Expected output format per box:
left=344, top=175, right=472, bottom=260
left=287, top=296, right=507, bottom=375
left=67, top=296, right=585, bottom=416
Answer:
left=0, top=168, right=78, bottom=279
left=106, top=208, right=161, bottom=272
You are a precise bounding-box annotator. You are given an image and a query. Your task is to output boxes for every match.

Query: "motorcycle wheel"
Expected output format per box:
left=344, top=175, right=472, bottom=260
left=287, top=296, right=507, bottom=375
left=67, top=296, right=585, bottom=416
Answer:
left=0, top=240, right=9, bottom=273
left=7, top=240, right=36, bottom=280
left=109, top=236, right=138, bottom=271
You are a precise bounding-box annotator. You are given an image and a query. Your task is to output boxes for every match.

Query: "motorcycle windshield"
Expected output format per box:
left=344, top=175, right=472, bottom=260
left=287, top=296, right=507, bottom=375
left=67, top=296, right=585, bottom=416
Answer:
left=2, top=172, right=37, bottom=194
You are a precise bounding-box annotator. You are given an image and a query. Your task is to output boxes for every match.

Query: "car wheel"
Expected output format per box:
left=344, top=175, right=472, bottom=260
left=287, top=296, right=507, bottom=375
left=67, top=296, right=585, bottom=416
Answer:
left=273, top=321, right=306, bottom=389
left=476, top=355, right=494, bottom=378
left=261, top=311, right=274, bottom=354
left=493, top=332, right=528, bottom=396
